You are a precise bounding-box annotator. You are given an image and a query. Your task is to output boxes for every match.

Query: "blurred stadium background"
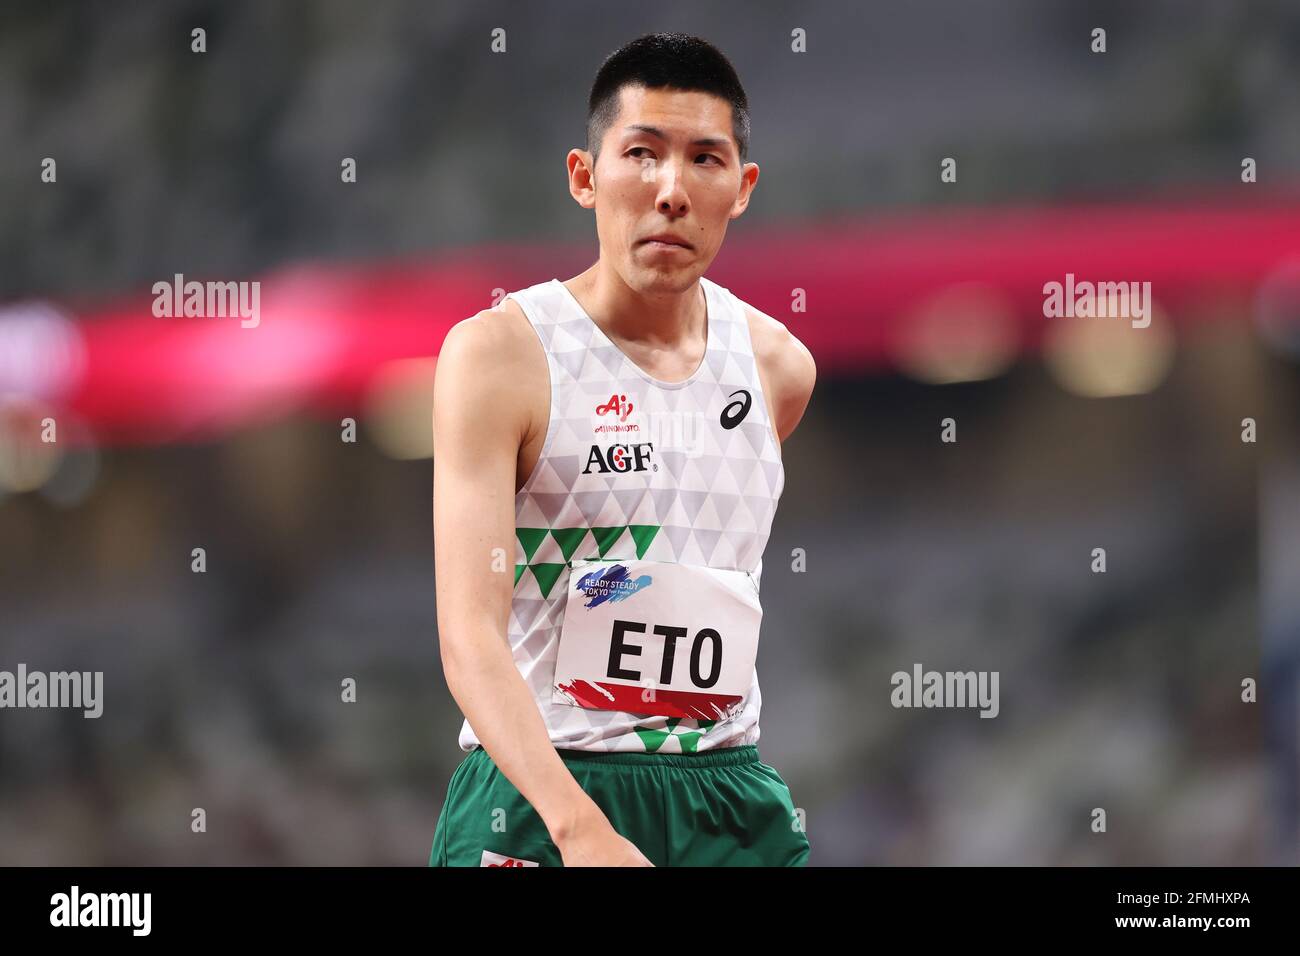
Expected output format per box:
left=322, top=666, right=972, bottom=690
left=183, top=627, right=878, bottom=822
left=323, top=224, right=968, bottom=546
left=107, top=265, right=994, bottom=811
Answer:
left=1, top=0, right=1298, bottom=864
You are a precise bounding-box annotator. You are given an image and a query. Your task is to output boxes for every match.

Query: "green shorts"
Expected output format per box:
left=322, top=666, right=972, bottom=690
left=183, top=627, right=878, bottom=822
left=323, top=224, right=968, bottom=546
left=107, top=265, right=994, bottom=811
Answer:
left=429, top=744, right=810, bottom=867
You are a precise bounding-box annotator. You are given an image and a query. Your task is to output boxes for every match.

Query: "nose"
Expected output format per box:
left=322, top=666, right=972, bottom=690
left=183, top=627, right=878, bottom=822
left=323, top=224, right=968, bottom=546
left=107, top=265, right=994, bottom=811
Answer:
left=654, top=160, right=689, bottom=216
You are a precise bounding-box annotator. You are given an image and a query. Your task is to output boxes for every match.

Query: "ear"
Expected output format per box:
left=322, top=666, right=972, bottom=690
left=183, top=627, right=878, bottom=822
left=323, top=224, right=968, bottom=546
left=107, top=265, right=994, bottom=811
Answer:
left=729, top=161, right=760, bottom=219
left=568, top=148, right=597, bottom=209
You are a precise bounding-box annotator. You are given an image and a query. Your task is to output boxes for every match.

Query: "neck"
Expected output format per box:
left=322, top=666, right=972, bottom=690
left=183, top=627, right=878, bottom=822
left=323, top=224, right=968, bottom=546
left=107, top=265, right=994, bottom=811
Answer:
left=566, top=259, right=706, bottom=349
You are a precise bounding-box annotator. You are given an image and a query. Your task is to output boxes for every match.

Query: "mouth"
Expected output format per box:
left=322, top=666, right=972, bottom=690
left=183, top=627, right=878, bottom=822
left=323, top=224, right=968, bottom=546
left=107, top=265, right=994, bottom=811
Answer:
left=638, top=236, right=694, bottom=251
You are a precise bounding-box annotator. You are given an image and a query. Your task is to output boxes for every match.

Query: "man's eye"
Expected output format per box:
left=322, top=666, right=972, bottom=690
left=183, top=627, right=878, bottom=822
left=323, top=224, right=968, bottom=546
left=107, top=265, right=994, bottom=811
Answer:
left=627, top=147, right=653, bottom=159
left=697, top=154, right=721, bottom=165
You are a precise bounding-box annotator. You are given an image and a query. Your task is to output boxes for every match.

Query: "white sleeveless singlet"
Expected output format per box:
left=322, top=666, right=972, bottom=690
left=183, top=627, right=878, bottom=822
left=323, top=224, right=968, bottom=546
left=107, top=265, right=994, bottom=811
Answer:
left=456, top=276, right=785, bottom=753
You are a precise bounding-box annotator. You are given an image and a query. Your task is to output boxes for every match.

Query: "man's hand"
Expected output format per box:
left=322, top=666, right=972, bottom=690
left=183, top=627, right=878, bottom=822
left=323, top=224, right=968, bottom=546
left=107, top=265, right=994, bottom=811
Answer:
left=552, top=808, right=655, bottom=867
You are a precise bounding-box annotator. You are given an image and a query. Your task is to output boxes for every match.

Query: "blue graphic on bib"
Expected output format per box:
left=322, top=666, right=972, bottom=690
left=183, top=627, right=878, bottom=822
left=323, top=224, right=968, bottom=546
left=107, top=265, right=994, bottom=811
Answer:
left=575, top=564, right=653, bottom=608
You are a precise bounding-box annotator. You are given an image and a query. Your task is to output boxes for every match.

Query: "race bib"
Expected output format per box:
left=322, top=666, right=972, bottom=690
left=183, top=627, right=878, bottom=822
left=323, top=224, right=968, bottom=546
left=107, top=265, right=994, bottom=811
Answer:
left=551, top=557, right=762, bottom=721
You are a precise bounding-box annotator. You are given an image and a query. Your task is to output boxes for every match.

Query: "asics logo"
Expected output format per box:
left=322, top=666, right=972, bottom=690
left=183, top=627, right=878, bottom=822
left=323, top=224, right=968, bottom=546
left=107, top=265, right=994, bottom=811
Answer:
left=720, top=389, right=752, bottom=430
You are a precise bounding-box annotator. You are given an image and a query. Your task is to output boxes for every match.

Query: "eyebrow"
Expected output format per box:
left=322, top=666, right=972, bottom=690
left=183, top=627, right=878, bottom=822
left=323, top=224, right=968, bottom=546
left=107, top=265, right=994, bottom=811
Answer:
left=622, top=124, right=731, bottom=150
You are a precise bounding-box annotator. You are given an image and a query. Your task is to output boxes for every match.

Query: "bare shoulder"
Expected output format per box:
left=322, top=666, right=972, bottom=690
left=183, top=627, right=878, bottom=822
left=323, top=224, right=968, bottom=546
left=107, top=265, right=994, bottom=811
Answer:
left=441, top=296, right=534, bottom=362
left=740, top=299, right=817, bottom=441
left=440, top=297, right=547, bottom=382
left=742, top=300, right=817, bottom=384
left=435, top=296, right=548, bottom=437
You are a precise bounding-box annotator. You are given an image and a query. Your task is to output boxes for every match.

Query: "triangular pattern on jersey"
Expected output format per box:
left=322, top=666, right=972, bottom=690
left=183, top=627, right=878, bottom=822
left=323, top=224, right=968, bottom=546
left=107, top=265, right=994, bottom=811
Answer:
left=591, top=526, right=626, bottom=557
left=457, top=275, right=785, bottom=754
left=516, top=528, right=548, bottom=562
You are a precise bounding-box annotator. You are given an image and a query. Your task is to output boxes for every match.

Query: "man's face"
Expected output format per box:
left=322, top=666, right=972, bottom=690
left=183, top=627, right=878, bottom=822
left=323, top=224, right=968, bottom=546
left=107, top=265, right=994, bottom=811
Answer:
left=568, top=85, right=759, bottom=294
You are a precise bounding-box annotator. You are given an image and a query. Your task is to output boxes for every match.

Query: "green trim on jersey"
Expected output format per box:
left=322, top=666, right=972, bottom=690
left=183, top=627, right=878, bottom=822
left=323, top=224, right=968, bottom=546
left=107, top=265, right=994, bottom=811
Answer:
left=515, top=525, right=662, bottom=598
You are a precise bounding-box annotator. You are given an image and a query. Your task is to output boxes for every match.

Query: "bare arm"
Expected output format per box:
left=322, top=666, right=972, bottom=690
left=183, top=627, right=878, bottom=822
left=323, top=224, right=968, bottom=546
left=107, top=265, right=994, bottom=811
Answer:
left=432, top=311, right=652, bottom=865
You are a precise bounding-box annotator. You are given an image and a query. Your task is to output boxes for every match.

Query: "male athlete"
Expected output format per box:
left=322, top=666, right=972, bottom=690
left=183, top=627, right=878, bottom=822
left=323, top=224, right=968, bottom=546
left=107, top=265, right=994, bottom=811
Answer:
left=430, top=33, right=816, bottom=867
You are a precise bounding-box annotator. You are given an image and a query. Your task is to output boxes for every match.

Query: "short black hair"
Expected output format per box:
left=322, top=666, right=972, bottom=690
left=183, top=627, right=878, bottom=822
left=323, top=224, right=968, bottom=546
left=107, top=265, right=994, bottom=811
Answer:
left=586, top=33, right=750, bottom=165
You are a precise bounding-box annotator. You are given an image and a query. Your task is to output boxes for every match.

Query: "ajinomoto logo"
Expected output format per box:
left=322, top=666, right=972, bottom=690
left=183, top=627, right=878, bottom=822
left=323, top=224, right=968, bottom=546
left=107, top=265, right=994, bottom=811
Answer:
left=481, top=850, right=539, bottom=867
left=594, top=392, right=640, bottom=434
left=575, top=564, right=653, bottom=608
left=596, top=393, right=635, bottom=421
